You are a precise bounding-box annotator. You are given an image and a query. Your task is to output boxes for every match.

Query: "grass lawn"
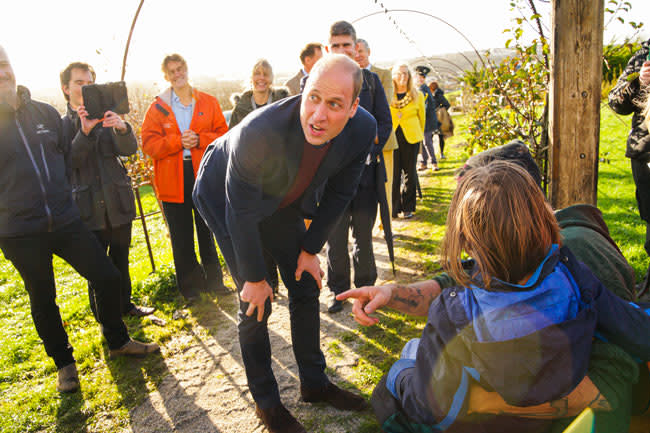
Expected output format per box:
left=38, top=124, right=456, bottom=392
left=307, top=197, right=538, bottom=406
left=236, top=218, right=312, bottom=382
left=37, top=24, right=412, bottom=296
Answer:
left=0, top=105, right=647, bottom=432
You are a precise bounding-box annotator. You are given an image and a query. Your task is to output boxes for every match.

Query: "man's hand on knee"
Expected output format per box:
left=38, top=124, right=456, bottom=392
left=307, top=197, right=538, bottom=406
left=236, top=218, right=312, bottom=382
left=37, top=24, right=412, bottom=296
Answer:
left=241, top=280, right=274, bottom=321
left=295, top=250, right=324, bottom=289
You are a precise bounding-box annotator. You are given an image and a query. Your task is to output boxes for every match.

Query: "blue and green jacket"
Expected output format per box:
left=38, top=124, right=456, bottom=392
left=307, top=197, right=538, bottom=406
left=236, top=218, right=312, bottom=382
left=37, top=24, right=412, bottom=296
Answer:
left=387, top=244, right=650, bottom=432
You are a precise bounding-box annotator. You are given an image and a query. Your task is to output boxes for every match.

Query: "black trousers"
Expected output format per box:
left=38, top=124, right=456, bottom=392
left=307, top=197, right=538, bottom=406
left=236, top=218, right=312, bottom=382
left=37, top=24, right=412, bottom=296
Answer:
left=393, top=128, right=420, bottom=215
left=214, top=205, right=328, bottom=409
left=88, top=222, right=134, bottom=317
left=438, top=132, right=445, bottom=156
left=162, top=160, right=222, bottom=297
left=631, top=158, right=650, bottom=256
left=326, top=186, right=378, bottom=295
left=0, top=219, right=130, bottom=369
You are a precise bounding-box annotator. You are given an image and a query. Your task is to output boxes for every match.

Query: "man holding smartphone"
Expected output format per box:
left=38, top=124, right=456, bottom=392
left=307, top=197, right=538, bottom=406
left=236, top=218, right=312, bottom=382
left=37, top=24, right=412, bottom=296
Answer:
left=609, top=39, right=650, bottom=294
left=61, top=61, right=154, bottom=319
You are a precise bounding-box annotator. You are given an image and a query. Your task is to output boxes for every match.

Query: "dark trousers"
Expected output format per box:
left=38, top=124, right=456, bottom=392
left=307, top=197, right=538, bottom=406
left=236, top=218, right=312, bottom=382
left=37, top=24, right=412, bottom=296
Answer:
left=162, top=160, right=222, bottom=297
left=214, top=205, right=328, bottom=409
left=88, top=222, right=134, bottom=317
left=0, top=219, right=129, bottom=369
left=392, top=128, right=420, bottom=215
left=438, top=133, right=445, bottom=156
left=263, top=249, right=279, bottom=289
left=420, top=131, right=437, bottom=165
left=326, top=186, right=378, bottom=295
left=631, top=158, right=650, bottom=256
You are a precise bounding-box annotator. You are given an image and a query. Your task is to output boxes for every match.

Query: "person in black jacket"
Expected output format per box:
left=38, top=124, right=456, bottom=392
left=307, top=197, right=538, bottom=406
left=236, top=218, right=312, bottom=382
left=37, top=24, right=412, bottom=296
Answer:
left=415, top=65, right=440, bottom=171
left=325, top=20, right=393, bottom=314
left=60, top=62, right=154, bottom=318
left=193, top=54, right=373, bottom=433
left=608, top=39, right=650, bottom=292
left=0, top=46, right=159, bottom=395
left=430, top=81, right=451, bottom=159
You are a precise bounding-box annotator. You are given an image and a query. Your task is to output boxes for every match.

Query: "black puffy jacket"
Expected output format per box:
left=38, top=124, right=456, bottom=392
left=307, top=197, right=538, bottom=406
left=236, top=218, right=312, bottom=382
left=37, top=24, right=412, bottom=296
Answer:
left=0, top=86, right=79, bottom=237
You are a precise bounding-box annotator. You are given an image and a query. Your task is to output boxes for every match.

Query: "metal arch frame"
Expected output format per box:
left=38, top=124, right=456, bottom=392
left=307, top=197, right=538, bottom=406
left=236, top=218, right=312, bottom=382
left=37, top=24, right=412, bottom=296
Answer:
left=352, top=9, right=485, bottom=68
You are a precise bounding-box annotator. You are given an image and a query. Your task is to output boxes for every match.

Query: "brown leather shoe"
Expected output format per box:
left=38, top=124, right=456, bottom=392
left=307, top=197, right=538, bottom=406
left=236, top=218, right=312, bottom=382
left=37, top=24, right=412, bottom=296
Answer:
left=126, top=305, right=155, bottom=317
left=109, top=339, right=160, bottom=359
left=301, top=382, right=369, bottom=411
left=56, top=363, right=80, bottom=393
left=255, top=403, right=306, bottom=433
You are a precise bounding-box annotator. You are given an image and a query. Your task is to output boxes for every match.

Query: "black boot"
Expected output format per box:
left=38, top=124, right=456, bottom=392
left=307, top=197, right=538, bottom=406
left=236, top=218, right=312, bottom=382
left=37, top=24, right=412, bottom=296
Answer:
left=301, top=381, right=369, bottom=411
left=255, top=403, right=306, bottom=433
left=177, top=265, right=206, bottom=301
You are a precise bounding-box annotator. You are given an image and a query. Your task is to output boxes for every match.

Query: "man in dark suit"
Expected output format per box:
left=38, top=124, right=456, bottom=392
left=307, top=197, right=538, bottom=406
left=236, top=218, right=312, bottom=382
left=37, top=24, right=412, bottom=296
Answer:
left=325, top=21, right=393, bottom=313
left=284, top=43, right=323, bottom=96
left=193, top=54, right=375, bottom=433
left=356, top=38, right=398, bottom=214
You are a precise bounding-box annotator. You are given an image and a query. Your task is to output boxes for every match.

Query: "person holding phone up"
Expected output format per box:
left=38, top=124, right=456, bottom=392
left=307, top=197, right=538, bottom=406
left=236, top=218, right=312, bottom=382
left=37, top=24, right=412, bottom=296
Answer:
left=608, top=40, right=650, bottom=295
left=60, top=61, right=154, bottom=320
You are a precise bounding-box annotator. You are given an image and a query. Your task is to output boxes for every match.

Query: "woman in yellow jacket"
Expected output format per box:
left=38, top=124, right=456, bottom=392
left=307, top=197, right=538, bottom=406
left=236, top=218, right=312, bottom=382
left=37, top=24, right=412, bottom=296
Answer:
left=390, top=63, right=425, bottom=219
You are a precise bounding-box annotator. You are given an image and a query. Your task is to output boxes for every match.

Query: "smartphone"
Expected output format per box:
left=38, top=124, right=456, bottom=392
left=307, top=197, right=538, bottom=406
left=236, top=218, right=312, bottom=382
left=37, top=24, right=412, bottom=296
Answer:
left=82, top=81, right=130, bottom=119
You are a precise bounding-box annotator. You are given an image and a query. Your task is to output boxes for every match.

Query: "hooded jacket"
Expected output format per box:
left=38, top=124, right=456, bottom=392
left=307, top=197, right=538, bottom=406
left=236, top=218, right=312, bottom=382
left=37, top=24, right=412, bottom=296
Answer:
left=228, top=87, right=290, bottom=129
left=0, top=86, right=79, bottom=237
left=608, top=39, right=650, bottom=161
left=63, top=105, right=137, bottom=231
left=141, top=87, right=228, bottom=203
left=390, top=245, right=650, bottom=432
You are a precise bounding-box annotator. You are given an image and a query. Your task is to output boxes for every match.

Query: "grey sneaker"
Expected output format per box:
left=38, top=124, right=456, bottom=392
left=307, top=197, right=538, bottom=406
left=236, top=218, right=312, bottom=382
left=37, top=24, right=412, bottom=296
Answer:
left=109, top=339, right=160, bottom=359
left=56, top=363, right=80, bottom=393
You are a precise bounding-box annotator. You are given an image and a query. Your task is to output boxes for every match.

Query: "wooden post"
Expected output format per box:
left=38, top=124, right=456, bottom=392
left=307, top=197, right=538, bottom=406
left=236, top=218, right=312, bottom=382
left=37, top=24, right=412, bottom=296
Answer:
left=548, top=0, right=604, bottom=208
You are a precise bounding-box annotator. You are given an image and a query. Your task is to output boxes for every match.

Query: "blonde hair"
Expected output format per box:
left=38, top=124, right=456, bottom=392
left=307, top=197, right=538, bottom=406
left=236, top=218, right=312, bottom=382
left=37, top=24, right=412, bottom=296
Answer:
left=441, top=161, right=561, bottom=289
left=251, top=59, right=274, bottom=84
left=391, top=63, right=419, bottom=101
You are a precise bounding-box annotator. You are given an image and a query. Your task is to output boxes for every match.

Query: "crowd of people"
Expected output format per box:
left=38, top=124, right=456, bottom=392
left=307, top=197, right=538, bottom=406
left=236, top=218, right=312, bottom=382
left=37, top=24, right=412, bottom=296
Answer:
left=2, top=16, right=650, bottom=433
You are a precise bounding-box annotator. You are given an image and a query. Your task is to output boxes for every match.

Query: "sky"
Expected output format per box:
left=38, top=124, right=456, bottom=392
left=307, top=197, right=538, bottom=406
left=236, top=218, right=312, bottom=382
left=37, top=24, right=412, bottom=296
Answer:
left=2, top=0, right=649, bottom=99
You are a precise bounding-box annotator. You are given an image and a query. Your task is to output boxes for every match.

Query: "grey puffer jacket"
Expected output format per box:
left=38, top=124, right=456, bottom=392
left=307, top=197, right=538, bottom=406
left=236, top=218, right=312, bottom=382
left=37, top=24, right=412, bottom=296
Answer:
left=0, top=86, right=79, bottom=237
left=228, top=87, right=290, bottom=128
left=608, top=39, right=650, bottom=161
left=63, top=105, right=137, bottom=231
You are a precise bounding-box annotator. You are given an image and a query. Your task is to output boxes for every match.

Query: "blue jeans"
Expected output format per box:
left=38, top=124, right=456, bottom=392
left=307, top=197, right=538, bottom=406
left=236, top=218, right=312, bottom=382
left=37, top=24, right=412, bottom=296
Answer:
left=420, top=131, right=437, bottom=165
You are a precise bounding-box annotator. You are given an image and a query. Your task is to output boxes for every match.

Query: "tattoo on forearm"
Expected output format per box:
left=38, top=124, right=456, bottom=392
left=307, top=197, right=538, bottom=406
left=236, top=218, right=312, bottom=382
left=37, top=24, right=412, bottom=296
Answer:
left=391, top=286, right=433, bottom=315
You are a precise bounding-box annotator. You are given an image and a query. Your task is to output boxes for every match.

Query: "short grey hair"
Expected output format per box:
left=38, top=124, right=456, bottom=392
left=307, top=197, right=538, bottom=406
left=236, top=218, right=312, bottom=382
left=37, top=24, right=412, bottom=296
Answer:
left=357, top=39, right=369, bottom=51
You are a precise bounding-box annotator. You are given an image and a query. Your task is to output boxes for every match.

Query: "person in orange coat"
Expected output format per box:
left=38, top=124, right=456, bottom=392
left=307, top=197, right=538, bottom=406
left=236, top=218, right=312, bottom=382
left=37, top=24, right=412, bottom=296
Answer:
left=142, top=53, right=228, bottom=300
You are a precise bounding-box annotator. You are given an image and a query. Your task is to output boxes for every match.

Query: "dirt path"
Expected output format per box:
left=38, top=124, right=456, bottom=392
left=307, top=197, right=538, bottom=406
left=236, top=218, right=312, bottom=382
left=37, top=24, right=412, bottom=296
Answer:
left=124, top=224, right=417, bottom=433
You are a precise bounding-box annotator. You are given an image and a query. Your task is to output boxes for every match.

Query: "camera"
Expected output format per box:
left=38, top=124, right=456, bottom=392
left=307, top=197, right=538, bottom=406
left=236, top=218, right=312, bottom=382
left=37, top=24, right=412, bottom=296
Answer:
left=82, top=81, right=130, bottom=119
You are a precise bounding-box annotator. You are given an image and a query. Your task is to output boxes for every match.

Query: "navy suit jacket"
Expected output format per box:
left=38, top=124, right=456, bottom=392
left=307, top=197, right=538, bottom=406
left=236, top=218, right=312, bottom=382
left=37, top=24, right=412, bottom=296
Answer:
left=193, top=95, right=376, bottom=283
left=358, top=69, right=392, bottom=187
